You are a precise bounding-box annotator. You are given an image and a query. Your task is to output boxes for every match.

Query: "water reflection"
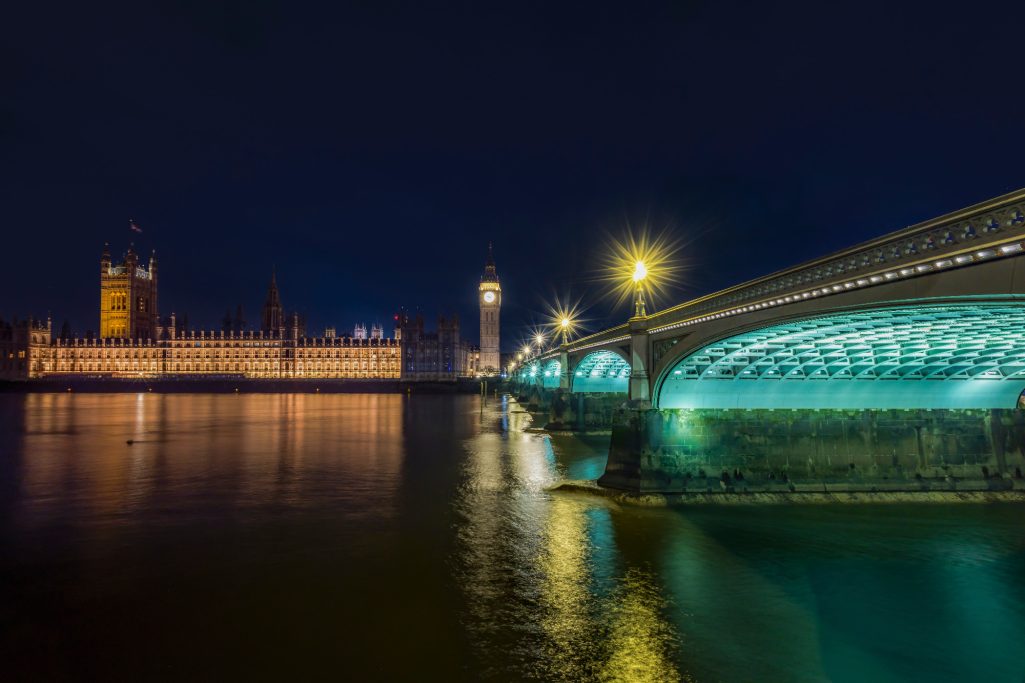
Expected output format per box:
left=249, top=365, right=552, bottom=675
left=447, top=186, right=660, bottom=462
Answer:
left=2, top=394, right=1024, bottom=681
left=18, top=393, right=406, bottom=528
left=600, top=567, right=682, bottom=683
left=539, top=495, right=598, bottom=677
left=457, top=401, right=682, bottom=681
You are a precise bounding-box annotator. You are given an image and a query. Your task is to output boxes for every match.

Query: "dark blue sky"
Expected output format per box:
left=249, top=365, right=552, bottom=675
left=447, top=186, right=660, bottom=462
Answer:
left=3, top=1, right=1024, bottom=345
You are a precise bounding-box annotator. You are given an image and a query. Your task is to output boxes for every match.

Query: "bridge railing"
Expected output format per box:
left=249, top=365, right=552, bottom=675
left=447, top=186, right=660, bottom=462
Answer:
left=557, top=187, right=1025, bottom=352
left=641, top=188, right=1025, bottom=334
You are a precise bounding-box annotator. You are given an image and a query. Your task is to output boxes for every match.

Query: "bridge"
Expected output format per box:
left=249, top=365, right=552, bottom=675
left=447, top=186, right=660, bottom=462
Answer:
left=512, top=188, right=1025, bottom=495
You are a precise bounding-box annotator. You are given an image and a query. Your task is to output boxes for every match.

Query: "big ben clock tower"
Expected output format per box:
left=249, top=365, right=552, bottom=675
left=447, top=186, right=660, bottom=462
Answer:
left=479, top=243, right=501, bottom=374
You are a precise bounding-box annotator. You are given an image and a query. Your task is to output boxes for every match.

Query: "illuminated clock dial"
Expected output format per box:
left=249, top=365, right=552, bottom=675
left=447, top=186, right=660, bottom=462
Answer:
left=483, top=291, right=496, bottom=303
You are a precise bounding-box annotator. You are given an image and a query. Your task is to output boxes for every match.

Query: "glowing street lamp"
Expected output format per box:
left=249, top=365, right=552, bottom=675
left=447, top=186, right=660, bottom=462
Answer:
left=544, top=297, right=582, bottom=347
left=601, top=229, right=683, bottom=318
left=558, top=316, right=572, bottom=345
left=534, top=332, right=546, bottom=352
left=632, top=259, right=648, bottom=283
left=633, top=259, right=648, bottom=317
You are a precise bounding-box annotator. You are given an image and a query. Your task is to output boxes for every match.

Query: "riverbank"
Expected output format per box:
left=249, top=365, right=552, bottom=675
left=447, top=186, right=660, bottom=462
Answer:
left=0, top=378, right=485, bottom=394
left=553, top=479, right=1025, bottom=505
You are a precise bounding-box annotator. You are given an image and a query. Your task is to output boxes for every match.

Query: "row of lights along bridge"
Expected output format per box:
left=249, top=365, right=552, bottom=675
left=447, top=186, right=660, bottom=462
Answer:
left=510, top=249, right=659, bottom=376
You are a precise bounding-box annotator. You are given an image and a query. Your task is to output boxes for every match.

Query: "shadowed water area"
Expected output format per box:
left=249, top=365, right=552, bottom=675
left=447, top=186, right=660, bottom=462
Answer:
left=1, top=393, right=1023, bottom=681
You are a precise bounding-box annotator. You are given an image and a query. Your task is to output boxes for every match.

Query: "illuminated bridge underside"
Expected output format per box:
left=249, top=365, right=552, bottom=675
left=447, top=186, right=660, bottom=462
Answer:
left=573, top=351, right=629, bottom=393
left=541, top=359, right=561, bottom=389
left=660, top=303, right=1025, bottom=410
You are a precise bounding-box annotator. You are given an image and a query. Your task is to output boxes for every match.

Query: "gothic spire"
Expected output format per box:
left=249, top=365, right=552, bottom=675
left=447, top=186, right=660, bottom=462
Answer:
left=262, top=269, right=284, bottom=332
left=482, top=242, right=499, bottom=282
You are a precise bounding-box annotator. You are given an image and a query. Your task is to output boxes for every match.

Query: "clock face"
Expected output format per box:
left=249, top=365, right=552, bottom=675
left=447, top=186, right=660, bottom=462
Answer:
left=483, top=291, right=496, bottom=303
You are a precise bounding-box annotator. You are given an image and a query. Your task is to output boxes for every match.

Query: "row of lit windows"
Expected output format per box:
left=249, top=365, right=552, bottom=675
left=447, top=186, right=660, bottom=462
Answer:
left=295, top=350, right=397, bottom=357
left=47, top=360, right=401, bottom=373
left=49, top=349, right=394, bottom=360
left=49, top=359, right=399, bottom=367
left=167, top=341, right=400, bottom=348
left=54, top=339, right=401, bottom=348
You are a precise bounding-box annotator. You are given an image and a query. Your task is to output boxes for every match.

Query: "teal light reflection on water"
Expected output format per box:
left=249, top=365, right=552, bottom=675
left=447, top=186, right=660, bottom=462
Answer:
left=655, top=506, right=1025, bottom=682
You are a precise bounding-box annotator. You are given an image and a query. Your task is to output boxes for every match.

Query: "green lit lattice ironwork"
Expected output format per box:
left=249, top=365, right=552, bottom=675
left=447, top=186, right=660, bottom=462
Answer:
left=541, top=359, right=561, bottom=389
left=659, top=303, right=1025, bottom=409
left=572, top=350, right=630, bottom=393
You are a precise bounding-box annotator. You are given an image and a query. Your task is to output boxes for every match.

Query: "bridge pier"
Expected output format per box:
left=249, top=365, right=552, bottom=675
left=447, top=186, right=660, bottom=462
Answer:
left=598, top=408, right=666, bottom=491
left=598, top=407, right=1025, bottom=494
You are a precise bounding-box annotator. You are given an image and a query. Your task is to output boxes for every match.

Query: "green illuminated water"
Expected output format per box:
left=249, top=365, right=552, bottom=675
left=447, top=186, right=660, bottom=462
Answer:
left=1, top=393, right=1023, bottom=681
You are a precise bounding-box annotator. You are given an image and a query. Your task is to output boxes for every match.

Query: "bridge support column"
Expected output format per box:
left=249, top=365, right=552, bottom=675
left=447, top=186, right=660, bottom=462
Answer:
left=628, top=317, right=650, bottom=405
left=598, top=409, right=666, bottom=491
left=559, top=345, right=570, bottom=390
left=598, top=407, right=1025, bottom=494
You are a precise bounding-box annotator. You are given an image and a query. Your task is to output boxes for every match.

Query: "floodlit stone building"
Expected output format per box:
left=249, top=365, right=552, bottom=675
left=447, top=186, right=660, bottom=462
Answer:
left=0, top=317, right=51, bottom=380
left=30, top=330, right=401, bottom=379
left=478, top=243, right=501, bottom=374
left=2, top=245, right=478, bottom=382
left=100, top=243, right=159, bottom=339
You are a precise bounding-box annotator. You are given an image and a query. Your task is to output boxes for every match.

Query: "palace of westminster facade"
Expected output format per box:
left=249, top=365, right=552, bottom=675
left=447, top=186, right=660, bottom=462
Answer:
left=0, top=243, right=498, bottom=381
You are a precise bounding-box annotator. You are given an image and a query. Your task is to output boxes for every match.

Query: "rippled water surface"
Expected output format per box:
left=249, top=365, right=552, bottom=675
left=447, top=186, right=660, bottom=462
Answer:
left=1, top=393, right=1024, bottom=681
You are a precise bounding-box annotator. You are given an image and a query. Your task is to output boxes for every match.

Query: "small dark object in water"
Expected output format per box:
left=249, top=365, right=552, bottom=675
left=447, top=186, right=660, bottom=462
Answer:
left=126, top=439, right=134, bottom=445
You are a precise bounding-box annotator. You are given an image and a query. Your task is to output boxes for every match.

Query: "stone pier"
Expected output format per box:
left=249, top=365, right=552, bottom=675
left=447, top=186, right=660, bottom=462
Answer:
left=512, top=385, right=626, bottom=431
left=598, top=407, right=1025, bottom=494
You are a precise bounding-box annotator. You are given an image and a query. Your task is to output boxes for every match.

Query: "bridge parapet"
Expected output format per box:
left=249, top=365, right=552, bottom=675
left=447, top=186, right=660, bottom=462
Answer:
left=643, top=188, right=1025, bottom=336
left=549, top=189, right=1025, bottom=360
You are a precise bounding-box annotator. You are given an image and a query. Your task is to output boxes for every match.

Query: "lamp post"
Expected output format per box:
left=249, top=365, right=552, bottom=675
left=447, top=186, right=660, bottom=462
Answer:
left=632, top=260, right=648, bottom=318
left=556, top=315, right=573, bottom=391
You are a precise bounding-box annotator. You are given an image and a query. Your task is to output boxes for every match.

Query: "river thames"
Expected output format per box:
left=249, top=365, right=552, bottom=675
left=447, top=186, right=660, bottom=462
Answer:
left=1, top=393, right=1023, bottom=681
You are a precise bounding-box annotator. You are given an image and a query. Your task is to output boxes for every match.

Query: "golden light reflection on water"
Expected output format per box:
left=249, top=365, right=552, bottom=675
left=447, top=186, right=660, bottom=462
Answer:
left=19, top=393, right=405, bottom=524
left=538, top=495, right=682, bottom=682
left=539, top=496, right=596, bottom=677
left=450, top=396, right=687, bottom=680
left=600, top=567, right=684, bottom=683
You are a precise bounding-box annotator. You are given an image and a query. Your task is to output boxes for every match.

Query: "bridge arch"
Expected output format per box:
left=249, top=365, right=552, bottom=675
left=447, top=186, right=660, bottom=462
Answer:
left=540, top=358, right=561, bottom=389
left=570, top=349, right=630, bottom=393
left=515, top=363, right=536, bottom=386
left=654, top=301, right=1025, bottom=409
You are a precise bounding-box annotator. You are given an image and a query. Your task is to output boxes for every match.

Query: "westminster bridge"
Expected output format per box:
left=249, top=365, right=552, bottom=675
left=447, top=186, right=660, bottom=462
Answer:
left=512, top=188, right=1025, bottom=494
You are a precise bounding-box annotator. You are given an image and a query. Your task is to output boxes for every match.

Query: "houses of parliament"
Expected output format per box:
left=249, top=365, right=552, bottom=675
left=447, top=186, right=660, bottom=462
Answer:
left=0, top=243, right=494, bottom=381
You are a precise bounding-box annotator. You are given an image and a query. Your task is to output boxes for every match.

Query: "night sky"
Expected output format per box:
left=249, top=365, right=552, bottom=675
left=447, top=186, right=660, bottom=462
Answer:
left=3, top=1, right=1024, bottom=346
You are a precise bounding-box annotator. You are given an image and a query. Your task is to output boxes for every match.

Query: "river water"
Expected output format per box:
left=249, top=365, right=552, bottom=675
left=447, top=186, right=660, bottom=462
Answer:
left=1, top=393, right=1023, bottom=681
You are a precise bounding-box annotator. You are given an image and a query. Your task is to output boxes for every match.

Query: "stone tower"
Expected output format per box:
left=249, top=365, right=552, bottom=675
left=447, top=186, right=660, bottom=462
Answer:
left=262, top=270, right=285, bottom=335
left=478, top=243, right=501, bottom=374
left=100, top=243, right=158, bottom=339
